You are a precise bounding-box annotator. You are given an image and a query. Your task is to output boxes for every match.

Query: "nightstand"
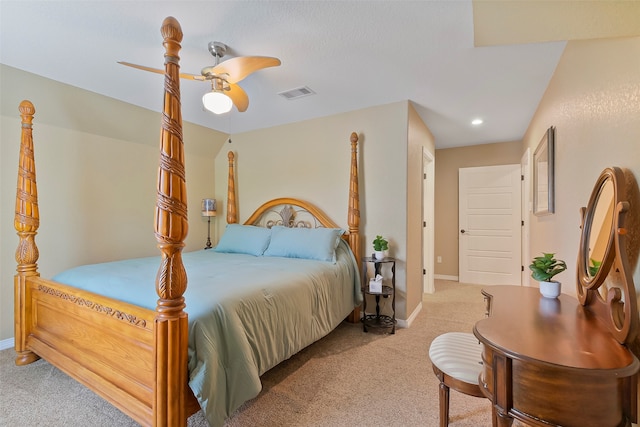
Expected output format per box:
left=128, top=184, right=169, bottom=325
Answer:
left=361, top=256, right=396, bottom=334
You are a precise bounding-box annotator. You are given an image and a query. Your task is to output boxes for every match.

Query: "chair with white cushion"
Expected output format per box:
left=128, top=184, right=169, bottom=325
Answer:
left=428, top=332, right=486, bottom=427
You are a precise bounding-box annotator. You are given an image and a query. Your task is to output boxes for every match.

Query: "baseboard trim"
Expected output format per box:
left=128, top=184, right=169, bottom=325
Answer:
left=397, top=302, right=422, bottom=329
left=434, top=274, right=458, bottom=281
left=0, top=337, right=15, bottom=351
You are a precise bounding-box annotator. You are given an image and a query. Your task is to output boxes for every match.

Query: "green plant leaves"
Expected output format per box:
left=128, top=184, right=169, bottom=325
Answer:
left=372, top=235, right=388, bottom=251
left=529, top=252, right=567, bottom=282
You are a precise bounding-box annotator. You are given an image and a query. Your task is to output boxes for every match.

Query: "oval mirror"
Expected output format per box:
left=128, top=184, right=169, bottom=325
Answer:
left=577, top=168, right=620, bottom=293
left=587, top=180, right=615, bottom=280
left=577, top=166, right=638, bottom=345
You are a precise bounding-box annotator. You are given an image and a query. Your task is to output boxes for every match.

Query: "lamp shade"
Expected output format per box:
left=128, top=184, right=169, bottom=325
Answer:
left=201, top=198, right=217, bottom=217
left=202, top=91, right=233, bottom=114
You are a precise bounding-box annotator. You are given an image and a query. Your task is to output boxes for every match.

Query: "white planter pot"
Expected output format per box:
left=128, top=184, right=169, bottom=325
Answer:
left=539, top=281, right=561, bottom=299
left=374, top=250, right=385, bottom=260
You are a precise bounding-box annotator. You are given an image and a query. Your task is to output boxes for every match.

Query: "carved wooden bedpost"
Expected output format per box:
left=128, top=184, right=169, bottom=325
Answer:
left=347, top=132, right=361, bottom=323
left=227, top=151, right=238, bottom=224
left=153, top=17, right=188, bottom=427
left=14, top=100, right=41, bottom=366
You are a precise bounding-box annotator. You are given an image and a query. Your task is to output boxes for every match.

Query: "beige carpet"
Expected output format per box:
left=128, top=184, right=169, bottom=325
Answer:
left=0, top=280, right=495, bottom=426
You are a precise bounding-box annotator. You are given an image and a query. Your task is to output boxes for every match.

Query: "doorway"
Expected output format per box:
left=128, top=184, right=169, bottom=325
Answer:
left=422, top=149, right=435, bottom=294
left=458, top=165, right=522, bottom=286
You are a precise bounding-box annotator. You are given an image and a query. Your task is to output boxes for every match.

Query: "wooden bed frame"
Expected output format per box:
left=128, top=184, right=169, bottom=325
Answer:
left=13, top=17, right=361, bottom=427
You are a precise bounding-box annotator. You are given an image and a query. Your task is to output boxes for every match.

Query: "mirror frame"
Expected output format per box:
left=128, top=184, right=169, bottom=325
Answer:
left=533, top=126, right=555, bottom=216
left=576, top=166, right=637, bottom=345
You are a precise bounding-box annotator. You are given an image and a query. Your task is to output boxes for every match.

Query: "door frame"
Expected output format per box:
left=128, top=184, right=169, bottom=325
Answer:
left=521, top=148, right=531, bottom=286
left=422, top=148, right=435, bottom=294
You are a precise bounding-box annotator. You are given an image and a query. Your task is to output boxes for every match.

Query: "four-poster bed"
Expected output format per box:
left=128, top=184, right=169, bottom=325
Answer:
left=14, top=17, right=362, bottom=427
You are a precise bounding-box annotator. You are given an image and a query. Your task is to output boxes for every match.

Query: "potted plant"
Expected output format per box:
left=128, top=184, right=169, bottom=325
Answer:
left=529, top=252, right=567, bottom=298
left=372, top=235, right=388, bottom=260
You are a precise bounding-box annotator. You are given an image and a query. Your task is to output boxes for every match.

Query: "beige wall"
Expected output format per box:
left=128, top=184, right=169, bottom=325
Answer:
left=0, top=66, right=228, bottom=341
left=213, top=101, right=434, bottom=323
left=434, top=141, right=523, bottom=278
left=524, top=36, right=640, bottom=295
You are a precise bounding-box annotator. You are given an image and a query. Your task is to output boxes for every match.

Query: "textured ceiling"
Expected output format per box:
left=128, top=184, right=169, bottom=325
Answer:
left=0, top=1, right=570, bottom=148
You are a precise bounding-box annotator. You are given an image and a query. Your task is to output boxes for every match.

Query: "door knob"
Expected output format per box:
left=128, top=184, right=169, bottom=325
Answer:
left=460, top=229, right=466, bottom=234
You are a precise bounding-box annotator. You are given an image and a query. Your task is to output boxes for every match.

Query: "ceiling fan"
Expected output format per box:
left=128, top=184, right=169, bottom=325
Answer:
left=119, top=42, right=281, bottom=114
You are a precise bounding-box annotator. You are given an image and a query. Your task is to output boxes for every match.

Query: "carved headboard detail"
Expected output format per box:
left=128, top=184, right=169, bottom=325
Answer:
left=244, top=197, right=343, bottom=231
left=254, top=205, right=317, bottom=229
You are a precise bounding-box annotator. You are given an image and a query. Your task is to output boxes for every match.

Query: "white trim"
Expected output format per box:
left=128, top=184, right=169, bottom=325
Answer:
left=521, top=148, right=531, bottom=287
left=397, top=302, right=422, bottom=328
left=422, top=148, right=435, bottom=294
left=0, top=337, right=15, bottom=351
left=434, top=274, right=458, bottom=281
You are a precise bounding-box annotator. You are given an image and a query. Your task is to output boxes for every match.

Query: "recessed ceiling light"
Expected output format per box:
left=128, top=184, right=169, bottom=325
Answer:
left=471, top=118, right=483, bottom=125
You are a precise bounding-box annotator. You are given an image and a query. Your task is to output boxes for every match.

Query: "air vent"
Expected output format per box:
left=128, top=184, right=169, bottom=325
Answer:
left=278, top=86, right=315, bottom=100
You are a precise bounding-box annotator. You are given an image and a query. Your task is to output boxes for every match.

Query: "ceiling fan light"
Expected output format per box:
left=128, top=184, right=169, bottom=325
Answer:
left=202, top=91, right=233, bottom=114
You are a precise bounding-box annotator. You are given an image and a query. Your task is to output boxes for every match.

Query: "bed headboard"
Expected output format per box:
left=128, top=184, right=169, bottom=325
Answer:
left=223, top=132, right=361, bottom=264
left=244, top=198, right=341, bottom=230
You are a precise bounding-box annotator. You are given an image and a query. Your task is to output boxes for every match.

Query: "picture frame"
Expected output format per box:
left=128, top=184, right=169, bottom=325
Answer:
left=533, top=126, right=555, bottom=216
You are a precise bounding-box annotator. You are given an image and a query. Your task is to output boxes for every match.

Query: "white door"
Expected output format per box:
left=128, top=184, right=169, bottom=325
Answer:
left=459, top=165, right=521, bottom=285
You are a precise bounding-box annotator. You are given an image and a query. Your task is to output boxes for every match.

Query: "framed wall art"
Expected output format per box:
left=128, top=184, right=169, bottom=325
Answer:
left=533, top=126, right=555, bottom=216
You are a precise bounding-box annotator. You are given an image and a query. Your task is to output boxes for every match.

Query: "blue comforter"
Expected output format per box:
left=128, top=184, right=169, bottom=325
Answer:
left=53, top=240, right=360, bottom=426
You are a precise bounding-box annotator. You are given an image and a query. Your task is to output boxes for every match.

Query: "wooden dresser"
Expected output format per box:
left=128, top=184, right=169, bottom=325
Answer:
left=474, top=285, right=638, bottom=427
left=472, top=167, right=640, bottom=427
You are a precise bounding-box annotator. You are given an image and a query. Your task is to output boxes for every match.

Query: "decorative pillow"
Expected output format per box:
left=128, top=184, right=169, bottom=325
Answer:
left=263, top=226, right=345, bottom=262
left=214, top=224, right=271, bottom=256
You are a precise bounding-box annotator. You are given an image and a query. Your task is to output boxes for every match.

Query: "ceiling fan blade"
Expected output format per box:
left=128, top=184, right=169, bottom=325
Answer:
left=118, top=61, right=205, bottom=81
left=226, top=84, right=249, bottom=112
left=203, top=56, right=281, bottom=84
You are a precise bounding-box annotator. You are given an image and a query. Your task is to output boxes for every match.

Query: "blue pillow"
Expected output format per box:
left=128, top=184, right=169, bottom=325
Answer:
left=214, top=224, right=271, bottom=256
left=263, top=226, right=345, bottom=262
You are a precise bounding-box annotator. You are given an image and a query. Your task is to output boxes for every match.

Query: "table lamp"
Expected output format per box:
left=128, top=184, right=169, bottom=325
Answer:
left=201, top=198, right=216, bottom=249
